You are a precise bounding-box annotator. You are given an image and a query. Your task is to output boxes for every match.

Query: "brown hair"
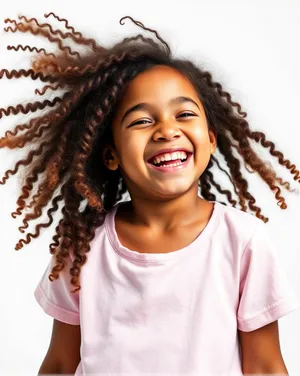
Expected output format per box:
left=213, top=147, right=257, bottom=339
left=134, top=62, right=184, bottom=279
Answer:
left=1, top=13, right=299, bottom=293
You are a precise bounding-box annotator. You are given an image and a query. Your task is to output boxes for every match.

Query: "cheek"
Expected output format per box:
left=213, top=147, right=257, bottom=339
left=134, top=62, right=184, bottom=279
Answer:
left=191, top=124, right=209, bottom=142
left=191, top=127, right=213, bottom=162
left=118, top=134, right=146, bottom=163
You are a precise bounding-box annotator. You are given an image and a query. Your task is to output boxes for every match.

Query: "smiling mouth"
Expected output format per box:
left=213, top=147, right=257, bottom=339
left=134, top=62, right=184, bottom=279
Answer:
left=146, top=152, right=193, bottom=173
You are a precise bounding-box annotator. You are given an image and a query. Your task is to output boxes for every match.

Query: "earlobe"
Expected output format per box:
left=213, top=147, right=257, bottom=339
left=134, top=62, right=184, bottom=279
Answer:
left=103, top=147, right=119, bottom=171
left=209, top=130, right=217, bottom=154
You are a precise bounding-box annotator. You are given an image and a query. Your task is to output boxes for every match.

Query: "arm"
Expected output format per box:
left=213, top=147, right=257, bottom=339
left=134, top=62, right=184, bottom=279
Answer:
left=238, top=320, right=288, bottom=375
left=38, top=319, right=81, bottom=375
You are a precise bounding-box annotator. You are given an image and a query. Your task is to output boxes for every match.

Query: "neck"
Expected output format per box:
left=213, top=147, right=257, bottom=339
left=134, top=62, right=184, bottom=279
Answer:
left=119, top=194, right=212, bottom=231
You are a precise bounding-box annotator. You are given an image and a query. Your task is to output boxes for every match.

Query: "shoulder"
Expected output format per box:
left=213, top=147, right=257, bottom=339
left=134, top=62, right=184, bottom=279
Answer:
left=63, top=211, right=109, bottom=265
left=219, top=202, right=262, bottom=226
left=216, top=201, right=264, bottom=248
left=79, top=210, right=111, bottom=262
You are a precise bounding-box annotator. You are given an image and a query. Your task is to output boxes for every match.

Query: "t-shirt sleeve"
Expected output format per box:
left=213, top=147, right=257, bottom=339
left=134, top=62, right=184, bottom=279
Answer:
left=34, top=253, right=80, bottom=325
left=237, top=221, right=300, bottom=332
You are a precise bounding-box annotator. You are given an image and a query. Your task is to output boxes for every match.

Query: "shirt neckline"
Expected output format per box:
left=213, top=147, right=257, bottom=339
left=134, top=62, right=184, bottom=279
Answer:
left=105, top=200, right=223, bottom=264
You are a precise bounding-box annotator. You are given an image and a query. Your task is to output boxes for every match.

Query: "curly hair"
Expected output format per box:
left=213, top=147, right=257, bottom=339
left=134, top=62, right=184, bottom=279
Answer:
left=1, top=12, right=299, bottom=293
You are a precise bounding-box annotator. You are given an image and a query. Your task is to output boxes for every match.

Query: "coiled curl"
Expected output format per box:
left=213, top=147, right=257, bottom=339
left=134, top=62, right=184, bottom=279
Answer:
left=1, top=12, right=299, bottom=293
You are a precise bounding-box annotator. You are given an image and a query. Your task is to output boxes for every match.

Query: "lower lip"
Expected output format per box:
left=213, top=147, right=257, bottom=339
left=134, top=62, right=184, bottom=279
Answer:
left=147, top=153, right=192, bottom=173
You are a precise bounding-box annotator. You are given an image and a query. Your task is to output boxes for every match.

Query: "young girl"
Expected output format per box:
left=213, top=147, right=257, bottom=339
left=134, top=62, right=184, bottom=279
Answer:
left=1, top=12, right=299, bottom=376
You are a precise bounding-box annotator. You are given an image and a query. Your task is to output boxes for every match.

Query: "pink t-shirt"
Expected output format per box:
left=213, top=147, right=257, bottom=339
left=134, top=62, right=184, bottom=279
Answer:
left=34, top=200, right=300, bottom=375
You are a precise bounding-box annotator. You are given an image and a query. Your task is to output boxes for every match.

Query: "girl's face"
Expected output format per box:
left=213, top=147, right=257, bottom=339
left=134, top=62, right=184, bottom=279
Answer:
left=104, top=65, right=217, bottom=202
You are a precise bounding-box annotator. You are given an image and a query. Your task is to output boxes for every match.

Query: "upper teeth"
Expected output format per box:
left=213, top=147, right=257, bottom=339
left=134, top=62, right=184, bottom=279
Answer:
left=152, top=151, right=188, bottom=165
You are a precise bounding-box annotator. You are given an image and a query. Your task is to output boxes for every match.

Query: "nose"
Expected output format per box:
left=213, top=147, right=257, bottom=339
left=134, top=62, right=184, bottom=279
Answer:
left=152, top=121, right=182, bottom=141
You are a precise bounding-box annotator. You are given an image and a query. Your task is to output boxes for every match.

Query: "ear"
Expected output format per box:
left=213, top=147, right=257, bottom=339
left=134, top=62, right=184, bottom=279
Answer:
left=102, top=146, right=119, bottom=171
left=208, top=130, right=217, bottom=154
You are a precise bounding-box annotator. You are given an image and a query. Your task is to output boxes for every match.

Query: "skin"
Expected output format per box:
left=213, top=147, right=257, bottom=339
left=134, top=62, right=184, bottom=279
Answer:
left=38, top=319, right=81, bottom=374
left=238, top=320, right=288, bottom=375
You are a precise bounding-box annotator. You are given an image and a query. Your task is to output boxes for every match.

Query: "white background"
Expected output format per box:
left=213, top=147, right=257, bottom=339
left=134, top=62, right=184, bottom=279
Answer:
left=0, top=0, right=299, bottom=375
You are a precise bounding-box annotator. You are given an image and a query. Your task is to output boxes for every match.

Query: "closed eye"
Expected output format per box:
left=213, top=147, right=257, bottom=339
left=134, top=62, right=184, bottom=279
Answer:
left=129, top=112, right=196, bottom=127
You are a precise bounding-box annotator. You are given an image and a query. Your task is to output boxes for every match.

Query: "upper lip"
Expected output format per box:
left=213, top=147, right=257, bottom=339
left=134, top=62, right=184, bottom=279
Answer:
left=147, top=147, right=193, bottom=162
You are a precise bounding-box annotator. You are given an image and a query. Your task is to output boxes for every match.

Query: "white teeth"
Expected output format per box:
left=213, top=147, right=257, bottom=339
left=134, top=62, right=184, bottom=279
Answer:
left=152, top=151, right=187, bottom=165
left=157, top=161, right=184, bottom=168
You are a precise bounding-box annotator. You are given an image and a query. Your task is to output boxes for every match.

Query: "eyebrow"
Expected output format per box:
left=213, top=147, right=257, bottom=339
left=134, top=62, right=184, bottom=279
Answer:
left=120, top=96, right=201, bottom=125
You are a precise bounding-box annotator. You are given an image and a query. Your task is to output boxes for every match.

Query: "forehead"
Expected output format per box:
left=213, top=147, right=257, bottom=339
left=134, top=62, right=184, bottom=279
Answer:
left=115, top=65, right=199, bottom=112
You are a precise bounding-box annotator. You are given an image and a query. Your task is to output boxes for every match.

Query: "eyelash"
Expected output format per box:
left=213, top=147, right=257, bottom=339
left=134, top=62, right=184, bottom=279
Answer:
left=130, top=112, right=196, bottom=127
